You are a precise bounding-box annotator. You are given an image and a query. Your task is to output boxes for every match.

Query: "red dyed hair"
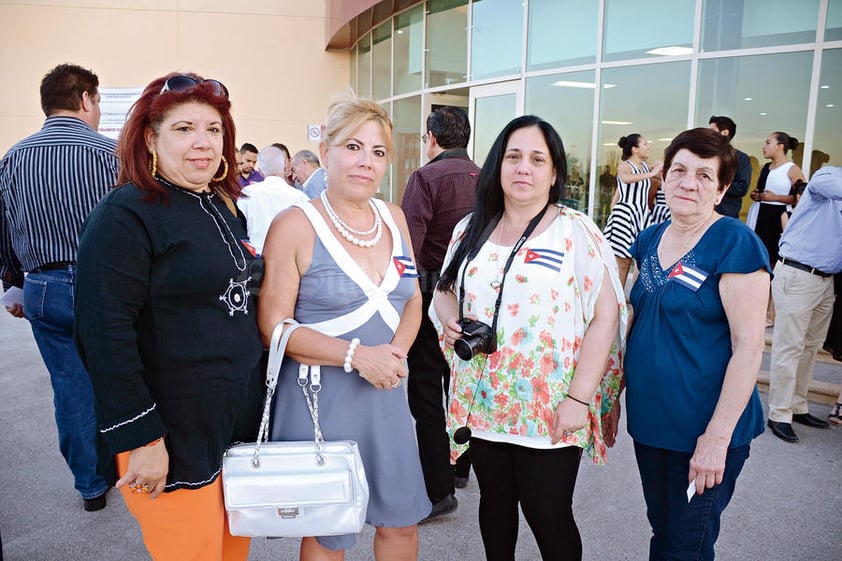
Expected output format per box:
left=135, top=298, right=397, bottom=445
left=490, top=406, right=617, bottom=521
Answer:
left=116, top=72, right=241, bottom=201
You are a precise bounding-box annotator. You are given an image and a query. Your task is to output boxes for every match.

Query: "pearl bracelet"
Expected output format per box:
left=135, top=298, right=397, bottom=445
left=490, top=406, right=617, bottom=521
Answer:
left=343, top=338, right=360, bottom=373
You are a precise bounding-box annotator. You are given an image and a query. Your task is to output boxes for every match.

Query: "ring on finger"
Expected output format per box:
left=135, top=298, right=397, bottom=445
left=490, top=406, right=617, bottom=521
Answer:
left=390, top=381, right=400, bottom=388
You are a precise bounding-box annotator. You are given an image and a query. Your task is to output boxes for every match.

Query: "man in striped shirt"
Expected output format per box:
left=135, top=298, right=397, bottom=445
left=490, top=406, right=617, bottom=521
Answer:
left=0, top=63, right=118, bottom=511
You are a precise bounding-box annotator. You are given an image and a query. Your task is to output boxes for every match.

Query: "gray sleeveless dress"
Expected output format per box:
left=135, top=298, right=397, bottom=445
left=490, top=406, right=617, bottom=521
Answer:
left=269, top=199, right=431, bottom=551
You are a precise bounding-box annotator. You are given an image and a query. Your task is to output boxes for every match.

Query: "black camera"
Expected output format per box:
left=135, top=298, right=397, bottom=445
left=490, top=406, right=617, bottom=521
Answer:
left=454, top=318, right=497, bottom=361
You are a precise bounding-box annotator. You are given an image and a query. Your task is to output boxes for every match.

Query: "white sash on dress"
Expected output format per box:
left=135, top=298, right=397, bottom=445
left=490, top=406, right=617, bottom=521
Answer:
left=294, top=198, right=404, bottom=336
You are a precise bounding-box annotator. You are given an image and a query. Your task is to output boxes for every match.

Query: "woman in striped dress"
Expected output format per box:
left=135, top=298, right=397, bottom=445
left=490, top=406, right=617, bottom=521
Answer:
left=603, top=134, right=663, bottom=287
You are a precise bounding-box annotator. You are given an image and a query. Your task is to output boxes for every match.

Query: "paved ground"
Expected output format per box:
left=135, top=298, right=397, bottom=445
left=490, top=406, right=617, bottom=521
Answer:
left=1, top=310, right=840, bottom=561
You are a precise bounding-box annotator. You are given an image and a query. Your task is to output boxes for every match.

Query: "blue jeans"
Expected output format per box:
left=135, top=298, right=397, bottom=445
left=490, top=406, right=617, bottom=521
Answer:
left=633, top=441, right=750, bottom=561
left=24, top=267, right=108, bottom=499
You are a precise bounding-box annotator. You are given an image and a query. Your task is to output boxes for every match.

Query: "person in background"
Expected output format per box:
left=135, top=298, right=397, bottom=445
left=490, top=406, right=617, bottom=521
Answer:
left=766, top=166, right=842, bottom=442
left=0, top=63, right=118, bottom=512
left=623, top=128, right=769, bottom=561
left=74, top=73, right=264, bottom=560
left=271, top=142, right=297, bottom=187
left=236, top=145, right=308, bottom=255
left=750, top=131, right=806, bottom=327
left=401, top=106, right=479, bottom=520
left=237, top=142, right=263, bottom=187
left=291, top=149, right=327, bottom=199
left=708, top=115, right=751, bottom=219
left=603, top=133, right=664, bottom=287
left=259, top=95, right=430, bottom=561
left=433, top=115, right=626, bottom=561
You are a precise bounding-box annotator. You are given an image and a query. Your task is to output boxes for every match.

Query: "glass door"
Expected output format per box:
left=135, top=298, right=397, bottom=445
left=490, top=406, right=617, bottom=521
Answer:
left=469, top=81, right=522, bottom=167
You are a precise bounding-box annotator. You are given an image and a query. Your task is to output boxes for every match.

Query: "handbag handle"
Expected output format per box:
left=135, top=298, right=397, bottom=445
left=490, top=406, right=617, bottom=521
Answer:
left=252, top=319, right=301, bottom=467
left=252, top=319, right=329, bottom=468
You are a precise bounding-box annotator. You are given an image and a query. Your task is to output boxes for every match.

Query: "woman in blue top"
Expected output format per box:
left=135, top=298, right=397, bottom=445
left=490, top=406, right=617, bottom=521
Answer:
left=622, top=128, right=770, bottom=561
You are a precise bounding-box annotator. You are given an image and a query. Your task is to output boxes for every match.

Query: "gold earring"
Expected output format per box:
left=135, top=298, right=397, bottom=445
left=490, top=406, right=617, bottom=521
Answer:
left=212, top=155, right=228, bottom=182
left=149, top=150, right=157, bottom=177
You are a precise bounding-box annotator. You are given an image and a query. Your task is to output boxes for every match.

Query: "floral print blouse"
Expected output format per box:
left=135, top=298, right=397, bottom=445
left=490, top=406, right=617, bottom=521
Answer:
left=433, top=205, right=627, bottom=465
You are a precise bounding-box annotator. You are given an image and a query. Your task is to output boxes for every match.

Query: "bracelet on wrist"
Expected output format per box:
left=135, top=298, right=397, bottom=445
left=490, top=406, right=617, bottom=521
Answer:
left=343, top=338, right=360, bottom=373
left=566, top=392, right=590, bottom=407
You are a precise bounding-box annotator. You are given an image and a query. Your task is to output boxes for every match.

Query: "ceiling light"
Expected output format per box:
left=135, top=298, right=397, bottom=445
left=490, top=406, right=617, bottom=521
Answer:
left=827, top=104, right=835, bottom=108
left=646, top=46, right=693, bottom=56
left=657, top=138, right=673, bottom=142
left=760, top=112, right=767, bottom=116
left=744, top=97, right=752, bottom=101
left=602, top=120, right=632, bottom=125
left=820, top=85, right=830, bottom=89
left=551, top=80, right=616, bottom=89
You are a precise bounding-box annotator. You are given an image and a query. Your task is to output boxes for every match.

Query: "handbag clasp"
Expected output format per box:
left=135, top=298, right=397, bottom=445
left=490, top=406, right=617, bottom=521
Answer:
left=277, top=506, right=300, bottom=519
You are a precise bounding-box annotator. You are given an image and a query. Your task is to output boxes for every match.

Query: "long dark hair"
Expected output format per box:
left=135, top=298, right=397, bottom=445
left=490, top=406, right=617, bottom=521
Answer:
left=438, top=115, right=567, bottom=292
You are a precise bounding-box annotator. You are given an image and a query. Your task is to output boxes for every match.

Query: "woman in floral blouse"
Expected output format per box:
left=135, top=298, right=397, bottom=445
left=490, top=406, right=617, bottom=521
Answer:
left=432, top=115, right=627, bottom=561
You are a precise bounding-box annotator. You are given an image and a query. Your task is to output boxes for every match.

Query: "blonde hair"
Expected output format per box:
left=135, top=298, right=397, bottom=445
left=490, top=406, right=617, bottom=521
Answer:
left=323, top=93, right=394, bottom=158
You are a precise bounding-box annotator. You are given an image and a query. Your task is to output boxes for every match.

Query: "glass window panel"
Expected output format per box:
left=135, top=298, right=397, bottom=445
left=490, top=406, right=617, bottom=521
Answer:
left=814, top=49, right=842, bottom=167
left=426, top=0, right=469, bottom=88
left=393, top=96, right=423, bottom=203
left=527, top=0, right=598, bottom=70
left=350, top=44, right=358, bottom=94
left=827, top=0, right=842, bottom=41
left=695, top=51, right=812, bottom=177
left=471, top=0, right=523, bottom=80
left=372, top=22, right=393, bottom=101
left=373, top=1, right=393, bottom=25
left=358, top=33, right=372, bottom=98
left=701, top=0, right=819, bottom=51
left=596, top=62, right=691, bottom=228
left=525, top=70, right=596, bottom=213
left=394, top=5, right=424, bottom=95
left=380, top=102, right=394, bottom=201
left=473, top=93, right=517, bottom=167
left=604, top=0, right=694, bottom=62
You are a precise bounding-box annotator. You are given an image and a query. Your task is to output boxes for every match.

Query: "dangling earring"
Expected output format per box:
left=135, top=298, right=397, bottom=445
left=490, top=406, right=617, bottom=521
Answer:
left=212, top=155, right=229, bottom=183
left=149, top=150, right=158, bottom=177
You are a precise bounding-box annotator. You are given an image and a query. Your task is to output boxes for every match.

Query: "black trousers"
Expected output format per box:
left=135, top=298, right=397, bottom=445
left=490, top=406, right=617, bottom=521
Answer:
left=408, top=288, right=457, bottom=502
left=470, top=439, right=583, bottom=561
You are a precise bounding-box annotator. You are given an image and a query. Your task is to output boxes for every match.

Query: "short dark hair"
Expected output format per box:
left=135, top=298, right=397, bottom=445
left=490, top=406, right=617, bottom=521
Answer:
left=772, top=131, right=799, bottom=154
left=271, top=142, right=291, bottom=159
left=662, top=128, right=737, bottom=192
left=39, top=63, right=99, bottom=117
left=240, top=143, right=258, bottom=154
left=618, top=134, right=643, bottom=160
left=438, top=115, right=567, bottom=292
left=708, top=115, right=737, bottom=141
left=427, top=106, right=471, bottom=149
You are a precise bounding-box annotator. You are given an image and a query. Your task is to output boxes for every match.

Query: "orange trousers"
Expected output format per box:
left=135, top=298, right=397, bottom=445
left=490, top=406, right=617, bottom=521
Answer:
left=117, top=452, right=250, bottom=561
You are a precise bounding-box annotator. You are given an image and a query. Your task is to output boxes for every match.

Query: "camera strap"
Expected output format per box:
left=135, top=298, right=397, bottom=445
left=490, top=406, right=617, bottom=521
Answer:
left=458, top=205, right=548, bottom=334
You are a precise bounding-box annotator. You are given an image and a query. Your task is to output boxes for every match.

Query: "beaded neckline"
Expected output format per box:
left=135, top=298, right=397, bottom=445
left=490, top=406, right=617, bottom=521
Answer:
left=320, top=190, right=383, bottom=248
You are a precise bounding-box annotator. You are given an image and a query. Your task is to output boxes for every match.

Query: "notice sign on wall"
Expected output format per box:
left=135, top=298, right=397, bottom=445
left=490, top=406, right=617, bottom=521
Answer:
left=98, top=87, right=144, bottom=140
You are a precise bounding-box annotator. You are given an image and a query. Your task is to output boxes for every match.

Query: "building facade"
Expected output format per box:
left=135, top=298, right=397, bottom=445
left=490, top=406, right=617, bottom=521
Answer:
left=331, top=0, right=842, bottom=224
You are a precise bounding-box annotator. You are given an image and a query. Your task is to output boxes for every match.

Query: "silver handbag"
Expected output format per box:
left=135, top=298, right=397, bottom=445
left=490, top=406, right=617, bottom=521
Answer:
left=222, top=320, right=369, bottom=537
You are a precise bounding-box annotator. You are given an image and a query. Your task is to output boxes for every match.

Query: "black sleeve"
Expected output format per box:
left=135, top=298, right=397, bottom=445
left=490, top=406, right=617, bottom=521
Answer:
left=74, top=195, right=167, bottom=453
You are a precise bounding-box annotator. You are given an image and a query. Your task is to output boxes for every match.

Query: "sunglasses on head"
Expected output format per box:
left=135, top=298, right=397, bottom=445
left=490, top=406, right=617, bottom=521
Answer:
left=159, top=75, right=229, bottom=98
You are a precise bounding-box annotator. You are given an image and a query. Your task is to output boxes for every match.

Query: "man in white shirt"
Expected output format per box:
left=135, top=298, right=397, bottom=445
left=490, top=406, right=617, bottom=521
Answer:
left=291, top=149, right=328, bottom=199
left=236, top=145, right=308, bottom=255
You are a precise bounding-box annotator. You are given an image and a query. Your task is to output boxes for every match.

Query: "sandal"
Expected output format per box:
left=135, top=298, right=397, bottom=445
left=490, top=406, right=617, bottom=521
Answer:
left=829, top=402, right=842, bottom=426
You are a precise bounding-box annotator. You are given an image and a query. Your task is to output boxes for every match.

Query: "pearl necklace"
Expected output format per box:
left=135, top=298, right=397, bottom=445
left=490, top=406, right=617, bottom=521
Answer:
left=320, top=190, right=383, bottom=248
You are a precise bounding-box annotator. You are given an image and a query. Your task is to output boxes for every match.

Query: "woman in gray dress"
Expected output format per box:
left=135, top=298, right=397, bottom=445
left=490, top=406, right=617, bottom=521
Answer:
left=258, top=95, right=431, bottom=561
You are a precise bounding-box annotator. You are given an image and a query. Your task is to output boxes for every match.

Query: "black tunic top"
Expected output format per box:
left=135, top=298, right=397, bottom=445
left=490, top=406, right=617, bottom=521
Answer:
left=75, top=181, right=264, bottom=491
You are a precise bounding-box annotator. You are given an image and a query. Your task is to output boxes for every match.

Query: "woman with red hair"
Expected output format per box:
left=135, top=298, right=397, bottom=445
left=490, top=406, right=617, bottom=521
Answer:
left=74, top=73, right=264, bottom=560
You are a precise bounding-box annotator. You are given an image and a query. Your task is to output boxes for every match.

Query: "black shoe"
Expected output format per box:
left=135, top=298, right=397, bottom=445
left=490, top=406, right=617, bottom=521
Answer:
left=454, top=475, right=468, bottom=489
left=767, top=420, right=799, bottom=442
left=83, top=488, right=110, bottom=512
left=792, top=412, right=830, bottom=428
left=420, top=494, right=458, bottom=523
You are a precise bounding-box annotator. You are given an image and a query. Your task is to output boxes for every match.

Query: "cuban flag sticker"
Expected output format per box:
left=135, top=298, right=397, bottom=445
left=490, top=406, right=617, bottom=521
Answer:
left=240, top=239, right=259, bottom=257
left=393, top=256, right=419, bottom=278
left=668, top=261, right=709, bottom=292
left=523, top=248, right=565, bottom=272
